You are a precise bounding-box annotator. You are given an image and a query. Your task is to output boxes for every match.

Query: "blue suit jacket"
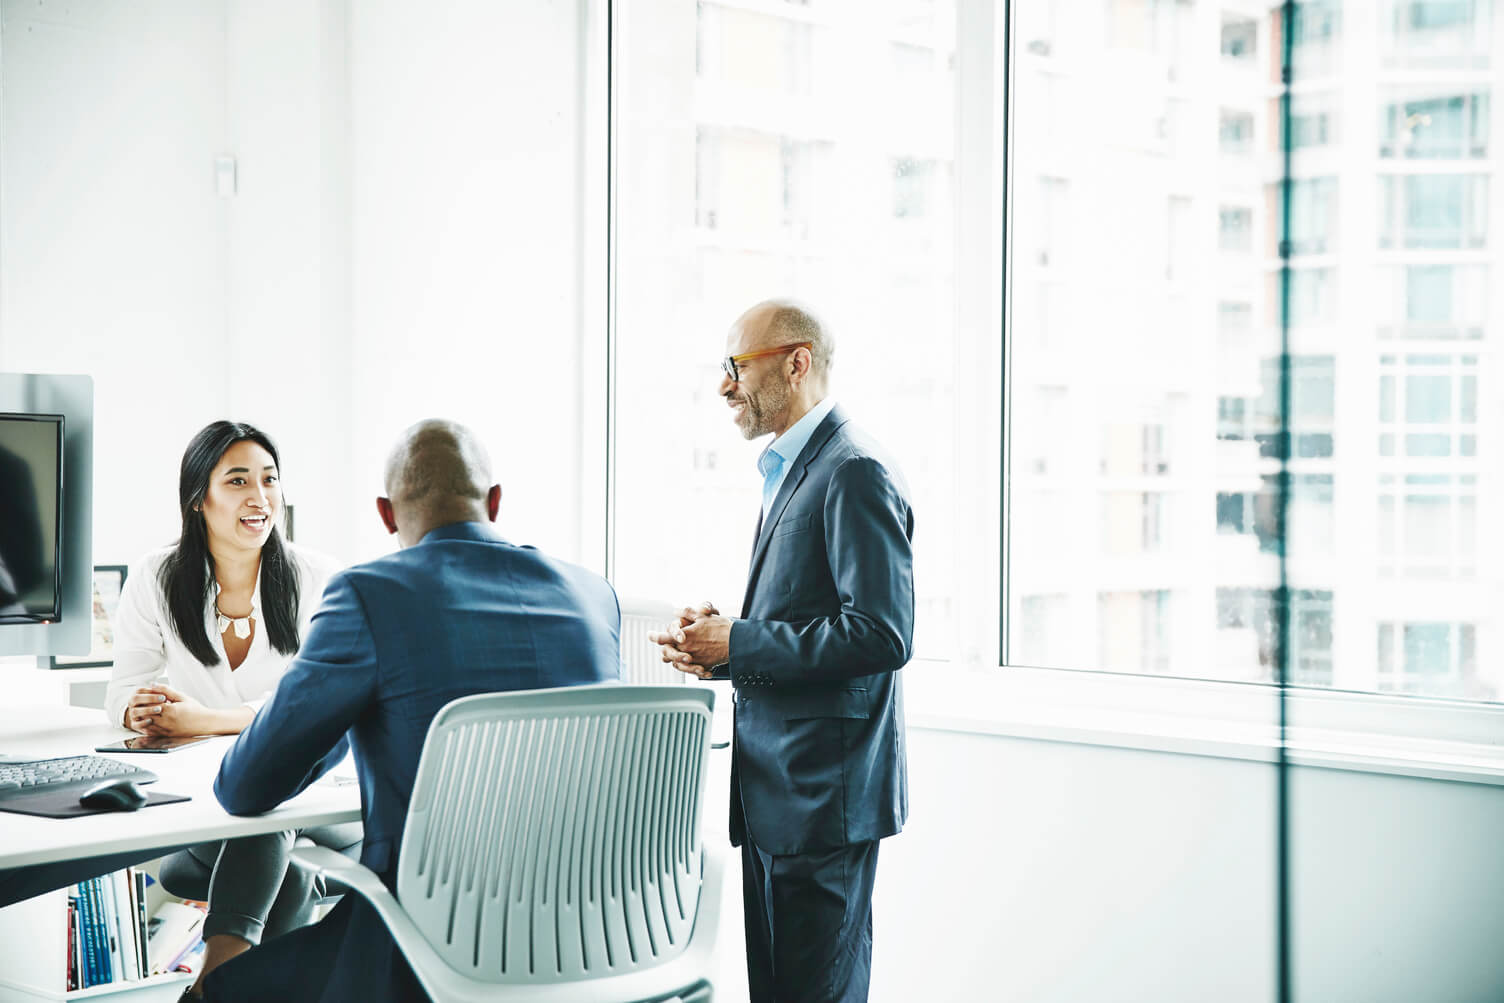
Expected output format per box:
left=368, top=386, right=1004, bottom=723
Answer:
left=723, top=405, right=914, bottom=855
left=211, top=521, right=620, bottom=1001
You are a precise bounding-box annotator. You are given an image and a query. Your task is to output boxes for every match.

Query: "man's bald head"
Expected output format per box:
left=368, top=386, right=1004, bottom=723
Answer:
left=733, top=299, right=835, bottom=383
left=378, top=419, right=500, bottom=547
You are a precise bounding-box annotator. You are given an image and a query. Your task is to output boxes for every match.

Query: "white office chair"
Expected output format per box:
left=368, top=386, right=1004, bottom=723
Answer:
left=292, top=684, right=723, bottom=1003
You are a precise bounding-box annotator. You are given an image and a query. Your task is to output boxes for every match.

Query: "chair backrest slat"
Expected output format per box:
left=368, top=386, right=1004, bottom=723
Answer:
left=397, top=685, right=713, bottom=984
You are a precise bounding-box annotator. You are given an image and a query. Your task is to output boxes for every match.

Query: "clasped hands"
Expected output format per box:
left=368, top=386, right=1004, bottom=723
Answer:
left=647, top=602, right=732, bottom=681
left=124, top=683, right=210, bottom=736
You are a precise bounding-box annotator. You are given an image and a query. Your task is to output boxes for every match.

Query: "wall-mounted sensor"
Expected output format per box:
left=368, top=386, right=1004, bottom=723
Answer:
left=215, top=155, right=237, bottom=197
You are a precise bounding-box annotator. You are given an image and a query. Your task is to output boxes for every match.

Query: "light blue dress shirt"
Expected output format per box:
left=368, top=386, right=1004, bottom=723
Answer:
left=758, top=396, right=837, bottom=518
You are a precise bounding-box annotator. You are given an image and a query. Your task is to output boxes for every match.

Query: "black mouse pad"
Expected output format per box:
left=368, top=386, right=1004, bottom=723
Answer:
left=0, top=789, right=191, bottom=818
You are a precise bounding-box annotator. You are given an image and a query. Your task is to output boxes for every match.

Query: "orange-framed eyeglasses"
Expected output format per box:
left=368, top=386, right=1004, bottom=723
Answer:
left=721, top=342, right=813, bottom=382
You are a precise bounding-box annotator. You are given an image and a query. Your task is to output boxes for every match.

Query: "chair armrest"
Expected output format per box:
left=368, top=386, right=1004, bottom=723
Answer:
left=289, top=845, right=387, bottom=901
left=289, top=845, right=455, bottom=994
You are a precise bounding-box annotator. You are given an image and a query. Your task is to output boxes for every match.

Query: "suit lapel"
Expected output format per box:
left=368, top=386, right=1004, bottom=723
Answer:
left=742, top=406, right=849, bottom=612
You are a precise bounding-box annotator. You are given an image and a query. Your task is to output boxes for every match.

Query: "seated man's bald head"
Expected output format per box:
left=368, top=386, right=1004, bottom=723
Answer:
left=379, top=419, right=499, bottom=547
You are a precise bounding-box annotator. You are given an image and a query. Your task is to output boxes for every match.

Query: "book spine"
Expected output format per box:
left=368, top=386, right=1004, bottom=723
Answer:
left=111, top=869, right=140, bottom=981
left=74, top=895, right=85, bottom=990
left=77, top=880, right=100, bottom=988
left=66, top=895, right=78, bottom=991
left=99, top=870, right=122, bottom=983
left=133, top=868, right=150, bottom=978
left=91, top=877, right=114, bottom=985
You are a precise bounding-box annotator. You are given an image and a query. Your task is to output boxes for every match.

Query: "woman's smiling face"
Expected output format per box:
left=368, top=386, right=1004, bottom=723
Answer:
left=199, top=439, right=281, bottom=555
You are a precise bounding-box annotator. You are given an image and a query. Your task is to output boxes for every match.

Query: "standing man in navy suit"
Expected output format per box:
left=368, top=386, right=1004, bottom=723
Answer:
left=205, top=419, right=621, bottom=1003
left=650, top=300, right=915, bottom=1003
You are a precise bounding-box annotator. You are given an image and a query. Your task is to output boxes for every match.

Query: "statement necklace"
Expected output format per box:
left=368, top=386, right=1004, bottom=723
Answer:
left=215, top=599, right=254, bottom=640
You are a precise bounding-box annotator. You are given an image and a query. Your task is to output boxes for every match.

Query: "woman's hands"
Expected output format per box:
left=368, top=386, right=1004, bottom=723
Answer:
left=123, top=684, right=249, bottom=735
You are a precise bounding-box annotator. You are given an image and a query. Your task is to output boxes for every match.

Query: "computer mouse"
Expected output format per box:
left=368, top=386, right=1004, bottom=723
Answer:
left=79, top=778, right=148, bottom=812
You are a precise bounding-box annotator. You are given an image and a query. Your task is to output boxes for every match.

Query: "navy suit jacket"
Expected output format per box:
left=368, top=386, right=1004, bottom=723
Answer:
left=212, top=521, right=620, bottom=1001
left=722, top=405, right=914, bottom=856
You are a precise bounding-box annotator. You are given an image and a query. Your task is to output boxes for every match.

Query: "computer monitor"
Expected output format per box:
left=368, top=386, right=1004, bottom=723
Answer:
left=0, top=373, right=93, bottom=658
left=0, top=412, right=64, bottom=623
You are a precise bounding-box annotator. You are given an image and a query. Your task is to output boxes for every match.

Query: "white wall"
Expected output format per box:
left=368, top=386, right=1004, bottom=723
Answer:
left=0, top=0, right=229, bottom=565
left=873, top=726, right=1504, bottom=1003
left=346, top=0, right=594, bottom=565
left=222, top=0, right=355, bottom=560
left=0, top=0, right=598, bottom=569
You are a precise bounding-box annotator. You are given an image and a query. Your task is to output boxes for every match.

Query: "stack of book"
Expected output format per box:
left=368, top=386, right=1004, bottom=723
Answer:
left=145, top=900, right=208, bottom=977
left=66, top=870, right=207, bottom=990
left=67, top=869, right=148, bottom=990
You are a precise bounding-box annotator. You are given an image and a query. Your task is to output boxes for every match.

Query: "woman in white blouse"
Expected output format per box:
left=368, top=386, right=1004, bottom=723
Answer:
left=105, top=421, right=358, bottom=1002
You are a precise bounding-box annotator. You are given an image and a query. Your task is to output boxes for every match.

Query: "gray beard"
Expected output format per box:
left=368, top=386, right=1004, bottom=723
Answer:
left=739, top=383, right=790, bottom=440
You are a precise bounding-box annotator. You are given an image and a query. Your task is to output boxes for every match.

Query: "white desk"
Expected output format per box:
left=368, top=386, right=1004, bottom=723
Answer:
left=0, top=705, right=361, bottom=1001
left=0, top=705, right=360, bottom=874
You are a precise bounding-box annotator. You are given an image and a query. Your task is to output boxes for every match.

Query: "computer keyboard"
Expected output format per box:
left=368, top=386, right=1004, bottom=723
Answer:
left=0, top=755, right=158, bottom=800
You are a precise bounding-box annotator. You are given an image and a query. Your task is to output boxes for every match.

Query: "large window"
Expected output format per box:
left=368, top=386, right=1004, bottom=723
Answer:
left=1009, top=1, right=1500, bottom=703
left=611, top=0, right=1501, bottom=706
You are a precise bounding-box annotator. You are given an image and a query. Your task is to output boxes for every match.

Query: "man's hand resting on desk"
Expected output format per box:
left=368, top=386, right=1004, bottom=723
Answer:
left=124, top=684, right=253, bottom=736
left=647, top=602, right=731, bottom=680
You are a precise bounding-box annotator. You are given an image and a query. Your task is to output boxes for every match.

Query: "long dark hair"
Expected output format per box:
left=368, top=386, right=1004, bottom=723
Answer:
left=159, top=421, right=302, bottom=667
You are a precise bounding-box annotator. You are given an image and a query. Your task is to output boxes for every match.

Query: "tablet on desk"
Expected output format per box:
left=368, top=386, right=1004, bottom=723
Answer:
left=95, top=735, right=211, bottom=754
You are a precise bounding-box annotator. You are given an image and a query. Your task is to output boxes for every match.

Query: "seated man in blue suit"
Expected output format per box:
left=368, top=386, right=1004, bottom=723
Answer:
left=203, top=419, right=621, bottom=1003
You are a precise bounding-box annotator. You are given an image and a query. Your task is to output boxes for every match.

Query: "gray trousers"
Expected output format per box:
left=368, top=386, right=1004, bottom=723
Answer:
left=158, top=822, right=363, bottom=945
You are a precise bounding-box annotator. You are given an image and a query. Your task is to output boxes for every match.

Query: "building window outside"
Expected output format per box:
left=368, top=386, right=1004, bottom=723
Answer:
left=1378, top=264, right=1488, bottom=340
left=1221, top=15, right=1258, bottom=63
left=1377, top=621, right=1480, bottom=697
left=1381, top=90, right=1490, bottom=158
left=1278, top=269, right=1338, bottom=328
left=1098, top=589, right=1173, bottom=674
left=1253, top=356, right=1335, bottom=460
left=1377, top=474, right=1478, bottom=578
left=1015, top=593, right=1069, bottom=668
left=1275, top=177, right=1339, bottom=255
left=1279, top=94, right=1339, bottom=152
left=1215, top=588, right=1333, bottom=686
left=1220, top=206, right=1254, bottom=252
left=1377, top=353, right=1478, bottom=459
left=1290, top=0, right=1341, bottom=79
left=1378, top=173, right=1489, bottom=249
left=1038, top=176, right=1069, bottom=267
left=695, top=3, right=816, bottom=95
left=1220, top=109, right=1255, bottom=156
left=1101, top=423, right=1171, bottom=476
left=1382, top=0, right=1493, bottom=70
left=1102, top=491, right=1170, bottom=555
left=1216, top=395, right=1251, bottom=441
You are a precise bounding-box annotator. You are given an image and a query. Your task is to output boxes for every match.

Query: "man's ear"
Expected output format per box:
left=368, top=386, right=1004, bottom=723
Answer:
left=486, top=484, right=502, bottom=522
left=788, top=345, right=813, bottom=387
left=376, top=497, right=399, bottom=536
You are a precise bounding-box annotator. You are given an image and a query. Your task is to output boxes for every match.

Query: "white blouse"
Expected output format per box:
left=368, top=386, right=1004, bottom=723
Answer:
left=103, top=543, right=343, bottom=730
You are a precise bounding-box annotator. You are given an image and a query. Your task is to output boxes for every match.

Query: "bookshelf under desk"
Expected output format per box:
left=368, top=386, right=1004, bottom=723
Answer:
left=0, top=705, right=360, bottom=1001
